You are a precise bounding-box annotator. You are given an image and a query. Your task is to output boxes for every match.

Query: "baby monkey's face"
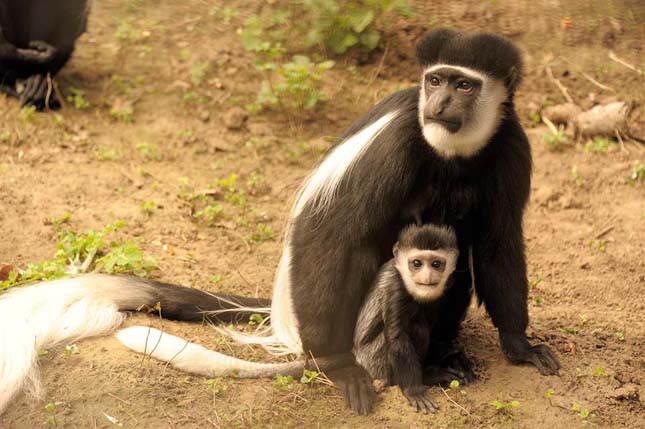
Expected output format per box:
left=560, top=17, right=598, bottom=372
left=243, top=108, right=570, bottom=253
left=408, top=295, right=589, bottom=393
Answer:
left=395, top=247, right=459, bottom=302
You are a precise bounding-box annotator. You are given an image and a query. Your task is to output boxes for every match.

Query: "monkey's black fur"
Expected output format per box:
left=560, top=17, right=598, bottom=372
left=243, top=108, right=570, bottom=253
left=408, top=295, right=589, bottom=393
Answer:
left=397, top=224, right=457, bottom=254
left=0, top=0, right=89, bottom=109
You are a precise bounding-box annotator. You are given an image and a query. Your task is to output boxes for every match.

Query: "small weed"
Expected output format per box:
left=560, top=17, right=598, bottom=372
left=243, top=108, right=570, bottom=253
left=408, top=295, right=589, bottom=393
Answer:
left=527, top=111, right=541, bottom=127
left=592, top=366, right=605, bottom=377
left=570, top=166, right=584, bottom=185
left=66, top=87, right=90, bottom=109
left=571, top=402, right=594, bottom=421
left=194, top=203, right=224, bottom=226
left=248, top=313, right=265, bottom=325
left=249, top=224, right=274, bottom=243
left=136, top=142, right=162, bottom=161
left=560, top=326, right=580, bottom=335
left=529, top=273, right=543, bottom=288
left=20, top=105, right=37, bottom=123
left=206, top=377, right=228, bottom=395
left=490, top=399, right=520, bottom=415
left=38, top=348, right=49, bottom=357
left=210, top=274, right=224, bottom=284
left=543, top=130, right=567, bottom=152
left=300, top=369, right=320, bottom=384
left=615, top=331, right=625, bottom=341
left=45, top=213, right=72, bottom=227
left=584, top=137, right=614, bottom=153
left=63, top=344, right=80, bottom=357
left=630, top=160, right=644, bottom=182
left=544, top=388, right=555, bottom=401
left=110, top=101, right=135, bottom=124
left=190, top=61, right=210, bottom=86
left=44, top=401, right=64, bottom=426
left=588, top=239, right=607, bottom=252
left=275, top=374, right=294, bottom=389
left=115, top=20, right=142, bottom=43
left=140, top=200, right=156, bottom=216
left=533, top=296, right=543, bottom=306
left=0, top=130, right=12, bottom=143
left=210, top=6, right=238, bottom=24
left=94, top=145, right=121, bottom=161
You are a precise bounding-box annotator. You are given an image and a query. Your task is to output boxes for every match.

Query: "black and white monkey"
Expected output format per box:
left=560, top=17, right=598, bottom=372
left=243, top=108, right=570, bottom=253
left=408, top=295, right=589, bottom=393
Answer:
left=117, top=224, right=460, bottom=414
left=0, top=28, right=561, bottom=415
left=0, top=0, right=90, bottom=110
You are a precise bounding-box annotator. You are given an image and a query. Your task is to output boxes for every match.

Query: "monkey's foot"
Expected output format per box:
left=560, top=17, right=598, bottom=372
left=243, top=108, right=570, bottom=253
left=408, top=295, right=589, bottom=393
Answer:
left=500, top=333, right=561, bottom=376
left=423, top=350, right=476, bottom=386
left=328, top=363, right=376, bottom=415
left=16, top=74, right=61, bottom=111
left=402, top=385, right=439, bottom=414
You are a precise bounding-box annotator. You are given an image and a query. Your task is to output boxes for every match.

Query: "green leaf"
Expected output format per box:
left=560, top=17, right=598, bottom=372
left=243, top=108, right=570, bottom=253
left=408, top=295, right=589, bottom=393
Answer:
left=333, top=32, right=359, bottom=54
left=349, top=9, right=374, bottom=33
left=359, top=29, right=381, bottom=51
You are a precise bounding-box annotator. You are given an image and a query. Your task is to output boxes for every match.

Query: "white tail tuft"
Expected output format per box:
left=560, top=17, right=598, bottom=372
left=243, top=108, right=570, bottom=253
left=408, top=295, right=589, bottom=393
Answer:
left=0, top=276, right=141, bottom=413
left=117, top=326, right=300, bottom=378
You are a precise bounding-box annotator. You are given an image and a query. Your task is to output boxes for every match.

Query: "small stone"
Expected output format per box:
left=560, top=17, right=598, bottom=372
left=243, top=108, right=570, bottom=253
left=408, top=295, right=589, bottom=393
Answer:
left=608, top=384, right=639, bottom=401
left=222, top=107, right=248, bottom=130
left=199, top=110, right=210, bottom=122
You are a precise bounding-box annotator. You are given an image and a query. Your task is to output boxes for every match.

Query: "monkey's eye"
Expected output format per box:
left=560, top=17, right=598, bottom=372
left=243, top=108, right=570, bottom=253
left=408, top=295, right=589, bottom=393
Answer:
left=457, top=81, right=473, bottom=93
left=431, top=260, right=444, bottom=270
left=412, top=259, right=423, bottom=268
left=427, top=76, right=441, bottom=87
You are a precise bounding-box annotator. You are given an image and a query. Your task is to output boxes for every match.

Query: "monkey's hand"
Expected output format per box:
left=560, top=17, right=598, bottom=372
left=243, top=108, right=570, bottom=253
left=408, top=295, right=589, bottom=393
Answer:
left=327, top=364, right=376, bottom=415
left=401, top=385, right=438, bottom=414
left=16, top=40, right=58, bottom=64
left=423, top=343, right=476, bottom=386
left=500, top=332, right=561, bottom=376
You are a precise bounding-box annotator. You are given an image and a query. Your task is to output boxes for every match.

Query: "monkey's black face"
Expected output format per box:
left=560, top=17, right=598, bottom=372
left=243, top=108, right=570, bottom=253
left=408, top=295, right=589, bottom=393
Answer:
left=422, top=68, right=482, bottom=134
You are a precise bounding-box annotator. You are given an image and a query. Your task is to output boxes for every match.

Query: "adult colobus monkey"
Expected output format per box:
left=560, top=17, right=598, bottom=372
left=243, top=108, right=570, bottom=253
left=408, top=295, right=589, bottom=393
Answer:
left=0, top=28, right=560, bottom=415
left=0, top=0, right=90, bottom=110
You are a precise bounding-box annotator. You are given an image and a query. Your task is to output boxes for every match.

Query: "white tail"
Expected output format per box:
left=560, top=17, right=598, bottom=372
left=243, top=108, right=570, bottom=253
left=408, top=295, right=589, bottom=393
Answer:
left=116, top=326, right=303, bottom=378
left=0, top=275, right=147, bottom=414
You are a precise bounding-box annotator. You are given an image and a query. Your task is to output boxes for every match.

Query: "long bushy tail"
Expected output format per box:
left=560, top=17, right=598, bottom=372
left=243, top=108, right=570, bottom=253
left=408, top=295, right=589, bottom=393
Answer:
left=117, top=327, right=307, bottom=378
left=0, top=274, right=270, bottom=414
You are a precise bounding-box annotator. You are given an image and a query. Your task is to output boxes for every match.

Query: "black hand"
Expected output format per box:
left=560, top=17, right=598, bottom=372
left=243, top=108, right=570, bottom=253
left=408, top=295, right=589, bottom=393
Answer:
left=500, top=332, right=561, bottom=375
left=401, top=385, right=438, bottom=414
left=327, top=364, right=376, bottom=415
left=18, top=75, right=61, bottom=111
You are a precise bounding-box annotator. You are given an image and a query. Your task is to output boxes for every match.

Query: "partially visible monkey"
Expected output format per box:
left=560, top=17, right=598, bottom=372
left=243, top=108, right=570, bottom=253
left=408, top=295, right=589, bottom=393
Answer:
left=0, top=0, right=89, bottom=110
left=113, top=224, right=459, bottom=414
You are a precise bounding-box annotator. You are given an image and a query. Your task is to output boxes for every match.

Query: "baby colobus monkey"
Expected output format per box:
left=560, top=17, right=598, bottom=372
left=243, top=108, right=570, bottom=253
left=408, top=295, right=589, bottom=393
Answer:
left=354, top=224, right=458, bottom=413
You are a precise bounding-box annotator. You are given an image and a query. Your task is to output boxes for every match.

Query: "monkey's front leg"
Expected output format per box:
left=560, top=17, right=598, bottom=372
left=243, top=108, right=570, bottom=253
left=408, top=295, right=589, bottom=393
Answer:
left=473, top=222, right=561, bottom=376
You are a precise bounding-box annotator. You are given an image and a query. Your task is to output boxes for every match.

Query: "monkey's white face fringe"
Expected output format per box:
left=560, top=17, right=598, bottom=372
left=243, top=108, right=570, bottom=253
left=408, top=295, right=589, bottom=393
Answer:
left=395, top=248, right=459, bottom=302
left=418, top=64, right=507, bottom=158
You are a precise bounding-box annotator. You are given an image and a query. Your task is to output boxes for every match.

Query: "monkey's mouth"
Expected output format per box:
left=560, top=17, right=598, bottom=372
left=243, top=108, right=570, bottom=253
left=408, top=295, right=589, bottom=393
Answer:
left=424, top=117, right=461, bottom=133
left=417, top=283, right=440, bottom=288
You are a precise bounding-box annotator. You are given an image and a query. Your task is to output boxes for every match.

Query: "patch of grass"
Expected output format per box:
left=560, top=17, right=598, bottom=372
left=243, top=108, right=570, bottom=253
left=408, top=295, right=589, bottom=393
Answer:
left=66, top=87, right=90, bottom=110
left=94, top=145, right=122, bottom=161
left=248, top=223, right=274, bottom=243
left=63, top=344, right=80, bottom=357
left=20, top=106, right=37, bottom=123
left=275, top=374, right=294, bottom=389
left=570, top=166, right=584, bottom=186
left=44, top=401, right=64, bottom=426
left=248, top=313, right=266, bottom=326
left=527, top=111, right=541, bottom=127
left=542, top=130, right=567, bottom=152
left=194, top=203, right=224, bottom=226
left=136, top=142, right=162, bottom=161
left=584, top=137, right=614, bottom=153
left=300, top=369, right=320, bottom=384
left=140, top=200, right=156, bottom=216
left=0, top=221, right=157, bottom=291
left=206, top=377, right=228, bottom=395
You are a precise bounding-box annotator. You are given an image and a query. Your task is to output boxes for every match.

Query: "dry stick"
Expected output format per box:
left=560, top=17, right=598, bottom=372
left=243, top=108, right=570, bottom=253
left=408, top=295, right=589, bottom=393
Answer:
left=45, top=73, right=54, bottom=109
left=608, top=51, right=644, bottom=76
left=580, top=71, right=615, bottom=92
left=542, top=116, right=559, bottom=135
left=545, top=65, right=575, bottom=105
left=594, top=225, right=615, bottom=240
left=440, top=387, right=471, bottom=415
left=615, top=129, right=629, bottom=154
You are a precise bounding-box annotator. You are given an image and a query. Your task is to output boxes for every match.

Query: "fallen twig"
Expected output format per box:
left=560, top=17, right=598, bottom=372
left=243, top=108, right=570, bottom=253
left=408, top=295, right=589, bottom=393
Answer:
left=440, top=387, right=471, bottom=415
left=546, top=66, right=575, bottom=105
left=594, top=225, right=615, bottom=240
left=609, top=51, right=644, bottom=75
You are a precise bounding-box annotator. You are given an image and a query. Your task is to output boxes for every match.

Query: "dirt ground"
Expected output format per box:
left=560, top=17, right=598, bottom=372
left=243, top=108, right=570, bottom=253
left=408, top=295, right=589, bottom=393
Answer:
left=1, top=1, right=644, bottom=428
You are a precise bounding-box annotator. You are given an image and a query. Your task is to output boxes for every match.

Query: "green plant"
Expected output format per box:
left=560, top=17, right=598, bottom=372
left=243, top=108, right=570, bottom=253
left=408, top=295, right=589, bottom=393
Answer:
left=20, top=105, right=37, bottom=123
left=584, top=136, right=614, bottom=153
left=275, top=374, right=294, bottom=389
left=248, top=313, right=265, bottom=325
left=44, top=401, right=63, bottom=426
left=297, top=0, right=412, bottom=54
left=570, top=166, right=584, bottom=185
left=490, top=399, right=520, bottom=415
left=110, top=100, right=134, bottom=124
left=527, top=111, right=541, bottom=127
left=66, top=87, right=90, bottom=109
left=194, top=203, right=224, bottom=226
left=571, top=402, right=593, bottom=421
left=592, top=366, right=605, bottom=377
left=190, top=61, right=210, bottom=86
left=94, top=145, right=121, bottom=161
left=0, top=130, right=12, bottom=143
left=300, top=369, right=320, bottom=384
left=140, top=200, right=156, bottom=216
left=136, top=142, right=162, bottom=161
left=251, top=55, right=334, bottom=112
left=206, top=377, right=228, bottom=395
left=542, top=130, right=567, bottom=152
left=249, top=224, right=274, bottom=243
left=63, top=344, right=80, bottom=357
left=96, top=241, right=157, bottom=276
left=210, top=274, right=224, bottom=284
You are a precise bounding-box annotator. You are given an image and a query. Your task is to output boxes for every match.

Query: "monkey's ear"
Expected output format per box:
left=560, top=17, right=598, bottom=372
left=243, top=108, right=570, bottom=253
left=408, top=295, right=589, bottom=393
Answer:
left=506, top=66, right=521, bottom=93
left=392, top=243, right=400, bottom=257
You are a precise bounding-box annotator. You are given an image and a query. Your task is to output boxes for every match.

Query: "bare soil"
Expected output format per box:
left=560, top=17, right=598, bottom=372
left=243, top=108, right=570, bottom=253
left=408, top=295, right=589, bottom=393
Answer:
left=1, top=1, right=643, bottom=428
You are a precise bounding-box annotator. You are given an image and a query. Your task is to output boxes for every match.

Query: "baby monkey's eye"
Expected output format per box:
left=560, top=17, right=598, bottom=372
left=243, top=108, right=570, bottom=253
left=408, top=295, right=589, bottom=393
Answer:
left=457, top=80, right=473, bottom=92
left=412, top=259, right=423, bottom=268
left=431, top=260, right=444, bottom=269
